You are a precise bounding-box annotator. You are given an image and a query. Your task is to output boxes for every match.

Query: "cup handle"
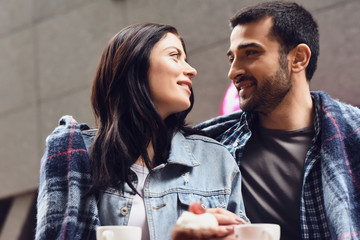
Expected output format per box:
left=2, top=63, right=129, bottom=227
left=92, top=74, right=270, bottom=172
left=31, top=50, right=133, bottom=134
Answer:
left=102, top=230, right=114, bottom=240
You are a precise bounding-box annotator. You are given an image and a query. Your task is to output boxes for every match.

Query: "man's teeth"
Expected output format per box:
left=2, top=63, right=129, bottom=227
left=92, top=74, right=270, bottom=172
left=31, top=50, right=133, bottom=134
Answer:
left=240, top=83, right=253, bottom=89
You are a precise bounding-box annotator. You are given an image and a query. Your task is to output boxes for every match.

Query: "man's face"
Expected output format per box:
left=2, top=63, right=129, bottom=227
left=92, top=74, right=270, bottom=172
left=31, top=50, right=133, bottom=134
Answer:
left=227, top=17, right=291, bottom=114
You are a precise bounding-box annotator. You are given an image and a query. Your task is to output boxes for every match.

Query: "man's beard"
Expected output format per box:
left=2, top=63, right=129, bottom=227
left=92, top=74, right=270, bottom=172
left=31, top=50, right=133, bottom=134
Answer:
left=240, top=54, right=291, bottom=114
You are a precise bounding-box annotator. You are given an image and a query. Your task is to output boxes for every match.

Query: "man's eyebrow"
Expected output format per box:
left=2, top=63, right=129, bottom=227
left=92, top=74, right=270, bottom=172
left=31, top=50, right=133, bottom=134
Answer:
left=227, top=43, right=263, bottom=56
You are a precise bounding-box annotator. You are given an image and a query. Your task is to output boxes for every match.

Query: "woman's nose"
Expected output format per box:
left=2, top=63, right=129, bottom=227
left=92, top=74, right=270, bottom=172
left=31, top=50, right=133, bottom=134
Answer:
left=185, top=63, right=197, bottom=79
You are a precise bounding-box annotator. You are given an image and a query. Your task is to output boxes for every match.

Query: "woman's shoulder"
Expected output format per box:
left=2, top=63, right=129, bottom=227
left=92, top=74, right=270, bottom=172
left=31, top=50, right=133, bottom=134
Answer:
left=180, top=133, right=234, bottom=159
left=176, top=133, right=238, bottom=171
left=184, top=133, right=225, bottom=147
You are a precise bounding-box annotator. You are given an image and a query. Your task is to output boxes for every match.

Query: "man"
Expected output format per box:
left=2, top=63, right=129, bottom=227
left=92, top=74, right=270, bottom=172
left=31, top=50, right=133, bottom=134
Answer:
left=172, top=1, right=360, bottom=239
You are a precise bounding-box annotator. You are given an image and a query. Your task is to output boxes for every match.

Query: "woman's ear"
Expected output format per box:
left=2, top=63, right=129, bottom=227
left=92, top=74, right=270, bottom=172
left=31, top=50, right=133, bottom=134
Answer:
left=290, top=43, right=311, bottom=73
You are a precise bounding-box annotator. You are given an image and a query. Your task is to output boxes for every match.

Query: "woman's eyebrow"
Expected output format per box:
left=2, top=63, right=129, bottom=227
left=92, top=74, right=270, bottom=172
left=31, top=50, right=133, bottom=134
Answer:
left=164, top=46, right=182, bottom=52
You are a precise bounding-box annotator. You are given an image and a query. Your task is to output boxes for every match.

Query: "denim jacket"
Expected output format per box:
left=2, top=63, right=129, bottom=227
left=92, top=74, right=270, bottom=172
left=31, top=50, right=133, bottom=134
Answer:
left=36, top=115, right=247, bottom=240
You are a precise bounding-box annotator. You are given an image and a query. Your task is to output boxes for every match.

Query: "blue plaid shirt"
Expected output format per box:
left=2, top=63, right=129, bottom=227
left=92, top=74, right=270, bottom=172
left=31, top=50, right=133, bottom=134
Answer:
left=196, top=91, right=360, bottom=240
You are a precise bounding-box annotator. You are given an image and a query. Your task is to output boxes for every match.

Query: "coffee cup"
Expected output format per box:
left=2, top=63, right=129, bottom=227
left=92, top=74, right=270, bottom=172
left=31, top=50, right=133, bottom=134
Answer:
left=234, top=223, right=280, bottom=240
left=96, top=226, right=142, bottom=240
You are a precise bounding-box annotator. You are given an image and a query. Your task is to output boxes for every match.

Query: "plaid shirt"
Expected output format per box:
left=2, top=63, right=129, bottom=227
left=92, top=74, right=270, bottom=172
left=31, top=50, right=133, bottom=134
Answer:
left=36, top=116, right=99, bottom=240
left=196, top=91, right=360, bottom=240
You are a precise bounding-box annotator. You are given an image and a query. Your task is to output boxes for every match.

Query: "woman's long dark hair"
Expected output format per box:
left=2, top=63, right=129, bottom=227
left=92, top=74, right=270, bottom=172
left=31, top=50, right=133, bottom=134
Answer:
left=90, top=23, right=196, bottom=192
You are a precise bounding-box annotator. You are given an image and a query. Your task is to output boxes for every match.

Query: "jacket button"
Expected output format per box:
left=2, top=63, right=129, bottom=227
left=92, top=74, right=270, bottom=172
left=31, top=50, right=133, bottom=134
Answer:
left=120, top=206, right=128, bottom=216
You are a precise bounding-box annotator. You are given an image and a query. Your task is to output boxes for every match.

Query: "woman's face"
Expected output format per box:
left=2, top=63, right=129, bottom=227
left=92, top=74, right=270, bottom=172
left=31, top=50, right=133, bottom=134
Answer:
left=148, top=33, right=197, bottom=119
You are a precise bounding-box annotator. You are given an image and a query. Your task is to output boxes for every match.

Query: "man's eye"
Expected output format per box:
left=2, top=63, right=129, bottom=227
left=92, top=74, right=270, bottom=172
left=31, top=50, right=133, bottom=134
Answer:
left=246, top=50, right=258, bottom=56
left=228, top=56, right=234, bottom=63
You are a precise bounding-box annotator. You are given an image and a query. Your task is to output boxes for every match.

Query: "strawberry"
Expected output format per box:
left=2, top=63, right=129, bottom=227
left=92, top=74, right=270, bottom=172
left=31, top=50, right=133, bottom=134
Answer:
left=188, top=202, right=206, bottom=215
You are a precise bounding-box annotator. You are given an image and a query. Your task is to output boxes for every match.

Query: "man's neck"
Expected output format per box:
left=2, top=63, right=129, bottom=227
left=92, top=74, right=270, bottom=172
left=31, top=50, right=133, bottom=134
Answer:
left=258, top=90, right=314, bottom=131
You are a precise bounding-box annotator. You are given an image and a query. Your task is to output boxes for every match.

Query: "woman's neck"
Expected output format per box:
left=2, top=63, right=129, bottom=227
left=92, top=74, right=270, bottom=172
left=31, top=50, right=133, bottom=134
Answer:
left=135, top=141, right=154, bottom=167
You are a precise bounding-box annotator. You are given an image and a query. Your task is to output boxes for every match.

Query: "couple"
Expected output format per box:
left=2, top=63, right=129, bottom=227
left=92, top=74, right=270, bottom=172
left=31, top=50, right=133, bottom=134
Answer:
left=36, top=1, right=360, bottom=240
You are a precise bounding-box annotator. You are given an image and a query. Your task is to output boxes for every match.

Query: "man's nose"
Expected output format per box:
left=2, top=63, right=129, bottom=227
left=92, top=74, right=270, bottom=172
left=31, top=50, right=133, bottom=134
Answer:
left=228, top=61, right=245, bottom=82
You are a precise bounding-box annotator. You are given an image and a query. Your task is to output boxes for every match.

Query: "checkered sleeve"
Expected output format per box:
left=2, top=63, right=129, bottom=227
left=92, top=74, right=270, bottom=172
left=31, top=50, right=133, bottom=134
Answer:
left=301, top=155, right=331, bottom=239
left=36, top=116, right=99, bottom=240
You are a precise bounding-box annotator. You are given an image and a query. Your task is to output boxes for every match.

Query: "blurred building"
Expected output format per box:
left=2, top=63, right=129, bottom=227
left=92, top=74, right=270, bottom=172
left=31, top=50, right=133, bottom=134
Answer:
left=0, top=0, right=359, bottom=239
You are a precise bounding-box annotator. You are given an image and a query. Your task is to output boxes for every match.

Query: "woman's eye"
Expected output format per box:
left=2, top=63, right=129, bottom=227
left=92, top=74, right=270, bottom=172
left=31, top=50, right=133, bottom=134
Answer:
left=170, top=53, right=180, bottom=58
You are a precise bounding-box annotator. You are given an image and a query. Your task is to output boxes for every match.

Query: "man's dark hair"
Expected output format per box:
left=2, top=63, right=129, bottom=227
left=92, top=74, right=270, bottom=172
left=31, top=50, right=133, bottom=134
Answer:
left=230, top=1, right=319, bottom=81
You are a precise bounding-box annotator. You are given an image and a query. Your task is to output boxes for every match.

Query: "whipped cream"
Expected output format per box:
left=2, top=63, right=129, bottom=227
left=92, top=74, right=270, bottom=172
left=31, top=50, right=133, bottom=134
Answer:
left=176, top=211, right=218, bottom=229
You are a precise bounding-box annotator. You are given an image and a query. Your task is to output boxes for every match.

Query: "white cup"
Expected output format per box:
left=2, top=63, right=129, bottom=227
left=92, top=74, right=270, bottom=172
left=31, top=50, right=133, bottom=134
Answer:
left=96, top=226, right=142, bottom=240
left=234, top=223, right=280, bottom=240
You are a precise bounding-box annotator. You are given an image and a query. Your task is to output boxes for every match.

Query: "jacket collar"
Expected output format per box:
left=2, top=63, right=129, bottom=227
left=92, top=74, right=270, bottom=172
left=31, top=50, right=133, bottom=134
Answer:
left=84, top=129, right=200, bottom=167
left=167, top=132, right=200, bottom=167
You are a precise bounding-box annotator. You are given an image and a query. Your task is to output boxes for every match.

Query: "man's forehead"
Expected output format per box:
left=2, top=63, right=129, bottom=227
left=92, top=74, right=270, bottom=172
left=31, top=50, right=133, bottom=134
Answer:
left=228, top=17, right=275, bottom=50
left=230, top=17, right=273, bottom=39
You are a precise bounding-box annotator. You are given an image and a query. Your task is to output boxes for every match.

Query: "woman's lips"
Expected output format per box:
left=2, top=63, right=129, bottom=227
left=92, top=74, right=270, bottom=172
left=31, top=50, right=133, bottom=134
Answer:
left=177, top=80, right=192, bottom=94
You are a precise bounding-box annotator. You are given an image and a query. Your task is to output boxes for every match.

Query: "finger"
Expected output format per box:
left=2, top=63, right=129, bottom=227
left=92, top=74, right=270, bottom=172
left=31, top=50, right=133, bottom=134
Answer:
left=171, top=225, right=233, bottom=240
left=209, top=233, right=236, bottom=240
left=214, top=225, right=235, bottom=236
left=207, top=226, right=236, bottom=240
left=206, top=208, right=237, bottom=217
left=206, top=208, right=245, bottom=225
left=209, top=232, right=236, bottom=240
left=206, top=226, right=235, bottom=240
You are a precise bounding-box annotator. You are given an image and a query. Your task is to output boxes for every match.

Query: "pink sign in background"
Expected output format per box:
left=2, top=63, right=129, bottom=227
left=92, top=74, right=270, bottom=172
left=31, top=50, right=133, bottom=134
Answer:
left=220, top=83, right=240, bottom=115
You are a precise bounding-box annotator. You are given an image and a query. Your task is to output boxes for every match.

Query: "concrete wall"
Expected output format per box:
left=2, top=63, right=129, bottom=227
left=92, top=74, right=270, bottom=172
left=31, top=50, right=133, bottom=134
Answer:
left=0, top=0, right=359, bottom=239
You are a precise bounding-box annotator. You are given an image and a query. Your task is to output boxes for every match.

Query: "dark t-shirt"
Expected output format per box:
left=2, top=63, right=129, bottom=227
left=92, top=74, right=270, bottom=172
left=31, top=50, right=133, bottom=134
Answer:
left=241, top=124, right=314, bottom=240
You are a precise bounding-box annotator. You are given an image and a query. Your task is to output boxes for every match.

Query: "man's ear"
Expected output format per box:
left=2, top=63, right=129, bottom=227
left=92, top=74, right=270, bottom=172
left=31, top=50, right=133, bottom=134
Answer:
left=290, top=44, right=311, bottom=73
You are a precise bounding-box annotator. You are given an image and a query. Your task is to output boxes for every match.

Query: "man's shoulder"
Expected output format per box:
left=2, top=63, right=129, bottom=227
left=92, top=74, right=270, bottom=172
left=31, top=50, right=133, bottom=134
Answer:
left=312, top=91, right=360, bottom=119
left=195, top=111, right=243, bottom=129
left=194, top=111, right=244, bottom=139
left=312, top=91, right=360, bottom=140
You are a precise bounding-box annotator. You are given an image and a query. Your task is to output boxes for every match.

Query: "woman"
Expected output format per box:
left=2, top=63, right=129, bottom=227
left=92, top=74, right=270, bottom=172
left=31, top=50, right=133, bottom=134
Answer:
left=36, top=23, right=247, bottom=240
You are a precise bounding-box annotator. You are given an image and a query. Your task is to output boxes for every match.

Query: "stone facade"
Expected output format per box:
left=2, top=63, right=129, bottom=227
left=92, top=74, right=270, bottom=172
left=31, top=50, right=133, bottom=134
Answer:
left=0, top=0, right=359, bottom=239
